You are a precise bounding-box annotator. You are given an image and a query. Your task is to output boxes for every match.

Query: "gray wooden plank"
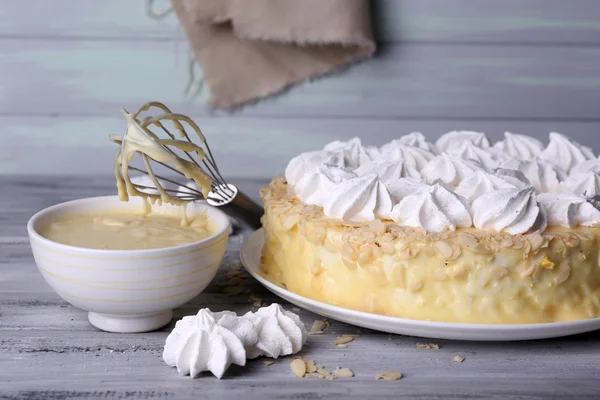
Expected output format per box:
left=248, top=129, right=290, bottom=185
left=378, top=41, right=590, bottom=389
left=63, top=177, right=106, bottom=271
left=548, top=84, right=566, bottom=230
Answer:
left=2, top=115, right=600, bottom=178
left=2, top=39, right=600, bottom=120
left=2, top=0, right=600, bottom=45
left=375, top=0, right=600, bottom=45
left=1, top=176, right=600, bottom=399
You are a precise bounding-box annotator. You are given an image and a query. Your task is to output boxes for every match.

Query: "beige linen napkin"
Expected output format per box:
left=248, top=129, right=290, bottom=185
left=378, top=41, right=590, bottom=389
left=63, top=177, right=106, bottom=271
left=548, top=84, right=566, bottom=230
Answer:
left=171, top=0, right=375, bottom=109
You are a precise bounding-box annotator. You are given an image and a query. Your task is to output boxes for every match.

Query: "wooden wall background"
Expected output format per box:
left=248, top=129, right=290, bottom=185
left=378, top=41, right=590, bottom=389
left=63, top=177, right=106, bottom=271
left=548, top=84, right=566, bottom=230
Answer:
left=2, top=0, right=600, bottom=178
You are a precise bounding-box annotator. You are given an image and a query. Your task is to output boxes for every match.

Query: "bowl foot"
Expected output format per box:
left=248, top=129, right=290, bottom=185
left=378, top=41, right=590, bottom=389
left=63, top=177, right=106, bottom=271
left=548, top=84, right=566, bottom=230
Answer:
left=88, top=310, right=173, bottom=333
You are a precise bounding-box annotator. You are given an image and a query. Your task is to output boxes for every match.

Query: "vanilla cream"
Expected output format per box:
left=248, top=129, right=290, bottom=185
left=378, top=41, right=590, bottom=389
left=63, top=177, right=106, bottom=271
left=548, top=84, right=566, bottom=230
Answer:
left=41, top=208, right=215, bottom=250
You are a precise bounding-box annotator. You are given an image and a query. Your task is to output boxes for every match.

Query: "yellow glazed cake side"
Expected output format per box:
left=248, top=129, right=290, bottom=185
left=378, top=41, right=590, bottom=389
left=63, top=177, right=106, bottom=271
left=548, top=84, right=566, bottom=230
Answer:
left=260, top=178, right=600, bottom=324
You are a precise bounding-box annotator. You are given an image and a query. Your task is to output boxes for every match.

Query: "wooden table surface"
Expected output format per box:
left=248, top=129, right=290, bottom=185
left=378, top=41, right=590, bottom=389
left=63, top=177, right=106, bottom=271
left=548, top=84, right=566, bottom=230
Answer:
left=2, top=176, right=600, bottom=400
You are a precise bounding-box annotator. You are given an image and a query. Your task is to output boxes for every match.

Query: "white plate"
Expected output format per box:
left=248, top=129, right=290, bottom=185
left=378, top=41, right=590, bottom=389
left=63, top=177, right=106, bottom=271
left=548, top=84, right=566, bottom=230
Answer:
left=241, top=229, right=600, bottom=341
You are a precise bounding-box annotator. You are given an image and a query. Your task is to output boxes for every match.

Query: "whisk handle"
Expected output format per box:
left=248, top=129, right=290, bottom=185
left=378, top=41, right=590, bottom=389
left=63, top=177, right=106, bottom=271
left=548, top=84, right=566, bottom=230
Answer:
left=219, top=190, right=264, bottom=231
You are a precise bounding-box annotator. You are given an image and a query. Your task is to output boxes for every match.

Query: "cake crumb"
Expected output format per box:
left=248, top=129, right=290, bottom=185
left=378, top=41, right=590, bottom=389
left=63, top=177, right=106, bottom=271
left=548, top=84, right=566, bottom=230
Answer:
left=337, top=344, right=348, bottom=349
left=376, top=371, right=403, bottom=381
left=262, top=360, right=274, bottom=366
left=453, top=355, right=465, bottom=363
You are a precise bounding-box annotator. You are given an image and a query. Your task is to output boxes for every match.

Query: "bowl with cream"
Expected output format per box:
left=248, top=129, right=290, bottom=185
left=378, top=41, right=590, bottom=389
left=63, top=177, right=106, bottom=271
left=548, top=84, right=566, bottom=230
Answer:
left=27, top=196, right=230, bottom=333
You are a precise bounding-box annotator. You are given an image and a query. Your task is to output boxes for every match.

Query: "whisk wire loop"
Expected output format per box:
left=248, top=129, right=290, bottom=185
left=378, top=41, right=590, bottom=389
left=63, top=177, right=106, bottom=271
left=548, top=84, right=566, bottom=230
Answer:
left=111, top=101, right=235, bottom=205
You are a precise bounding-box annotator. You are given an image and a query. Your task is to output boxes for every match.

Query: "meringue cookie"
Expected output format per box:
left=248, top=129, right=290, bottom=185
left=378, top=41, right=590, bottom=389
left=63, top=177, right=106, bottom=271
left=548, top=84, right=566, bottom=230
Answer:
left=382, top=132, right=437, bottom=153
left=492, top=132, right=544, bottom=161
left=390, top=183, right=472, bottom=232
left=323, top=137, right=377, bottom=169
left=435, top=130, right=490, bottom=153
left=379, top=143, right=435, bottom=170
left=540, top=132, right=595, bottom=172
left=455, top=170, right=524, bottom=204
left=163, top=309, right=258, bottom=379
left=355, top=159, right=420, bottom=183
left=294, top=164, right=357, bottom=206
left=285, top=151, right=344, bottom=186
left=243, top=304, right=307, bottom=359
left=538, top=191, right=600, bottom=228
left=421, top=153, right=484, bottom=188
left=323, top=174, right=393, bottom=222
left=561, top=172, right=600, bottom=198
left=472, top=187, right=547, bottom=234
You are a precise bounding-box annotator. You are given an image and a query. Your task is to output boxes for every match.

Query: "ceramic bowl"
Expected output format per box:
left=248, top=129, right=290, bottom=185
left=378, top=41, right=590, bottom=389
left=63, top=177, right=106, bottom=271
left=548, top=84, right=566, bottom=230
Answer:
left=27, top=196, right=230, bottom=333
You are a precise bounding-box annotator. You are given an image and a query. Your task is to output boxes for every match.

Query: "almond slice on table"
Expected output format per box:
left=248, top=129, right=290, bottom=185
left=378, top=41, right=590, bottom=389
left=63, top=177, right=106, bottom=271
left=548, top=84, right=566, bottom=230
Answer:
left=333, top=367, right=354, bottom=378
left=290, top=358, right=307, bottom=378
left=376, top=371, right=403, bottom=381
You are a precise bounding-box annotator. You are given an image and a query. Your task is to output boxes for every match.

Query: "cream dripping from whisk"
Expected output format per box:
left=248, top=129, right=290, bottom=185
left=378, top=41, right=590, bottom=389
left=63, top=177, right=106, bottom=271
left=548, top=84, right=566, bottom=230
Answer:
left=109, top=102, right=214, bottom=209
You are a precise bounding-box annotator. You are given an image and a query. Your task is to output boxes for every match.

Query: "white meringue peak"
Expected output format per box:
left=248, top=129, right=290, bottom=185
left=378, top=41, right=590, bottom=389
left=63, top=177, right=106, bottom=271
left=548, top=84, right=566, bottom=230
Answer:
left=379, top=142, right=436, bottom=170
left=285, top=150, right=344, bottom=186
left=323, top=174, right=393, bottom=222
left=355, top=159, right=420, bottom=184
left=516, top=158, right=567, bottom=193
left=447, top=141, right=500, bottom=170
left=570, top=158, right=600, bottom=176
left=455, top=170, right=524, bottom=204
left=163, top=306, right=307, bottom=379
left=435, top=131, right=490, bottom=153
left=540, top=132, right=595, bottom=173
left=493, top=168, right=531, bottom=188
left=283, top=132, right=599, bottom=234
left=538, top=191, right=600, bottom=228
left=421, top=153, right=484, bottom=188
left=493, top=131, right=544, bottom=161
left=390, top=183, right=472, bottom=232
left=381, top=132, right=437, bottom=153
left=294, top=164, right=357, bottom=206
left=386, top=177, right=430, bottom=202
left=561, top=172, right=600, bottom=199
left=163, top=309, right=258, bottom=379
left=323, top=137, right=378, bottom=169
left=472, top=187, right=547, bottom=234
left=243, top=304, right=307, bottom=359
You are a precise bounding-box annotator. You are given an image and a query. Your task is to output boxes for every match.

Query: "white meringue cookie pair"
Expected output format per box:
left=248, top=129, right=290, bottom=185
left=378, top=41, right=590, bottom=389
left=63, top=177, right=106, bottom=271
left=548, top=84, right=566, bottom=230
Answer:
left=163, top=304, right=307, bottom=379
